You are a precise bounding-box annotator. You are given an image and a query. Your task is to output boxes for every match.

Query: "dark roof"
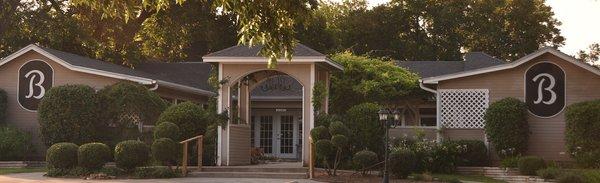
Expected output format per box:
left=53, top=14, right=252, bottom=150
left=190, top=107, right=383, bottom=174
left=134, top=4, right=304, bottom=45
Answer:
left=251, top=75, right=302, bottom=100
left=37, top=46, right=213, bottom=93
left=397, top=52, right=506, bottom=78
left=204, top=44, right=324, bottom=57
left=135, top=62, right=213, bottom=91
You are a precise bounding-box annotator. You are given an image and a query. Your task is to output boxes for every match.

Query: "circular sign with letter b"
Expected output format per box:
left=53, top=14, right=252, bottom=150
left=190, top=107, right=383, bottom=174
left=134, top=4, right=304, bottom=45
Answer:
left=525, top=62, right=565, bottom=118
left=18, top=60, right=53, bottom=111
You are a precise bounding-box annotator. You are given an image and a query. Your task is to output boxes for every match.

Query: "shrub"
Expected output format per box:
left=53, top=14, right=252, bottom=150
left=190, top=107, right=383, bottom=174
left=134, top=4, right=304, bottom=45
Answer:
left=0, top=126, right=31, bottom=160
left=310, top=126, right=330, bottom=141
left=78, top=143, right=111, bottom=170
left=345, top=102, right=384, bottom=155
left=133, top=166, right=180, bottom=178
left=0, top=89, right=7, bottom=124
left=315, top=113, right=339, bottom=127
left=353, top=150, right=377, bottom=174
left=329, top=121, right=350, bottom=137
left=518, top=156, right=546, bottom=175
left=153, top=122, right=180, bottom=141
left=151, top=138, right=180, bottom=167
left=315, top=140, right=335, bottom=159
left=331, top=135, right=348, bottom=148
left=389, top=149, right=417, bottom=178
left=46, top=142, right=79, bottom=169
left=454, top=140, right=488, bottom=166
left=156, top=102, right=209, bottom=140
left=565, top=100, right=600, bottom=168
left=537, top=167, right=561, bottom=180
left=484, top=98, right=529, bottom=157
left=114, top=140, right=150, bottom=170
left=557, top=172, right=585, bottom=183
left=38, top=85, right=101, bottom=146
left=500, top=156, right=520, bottom=168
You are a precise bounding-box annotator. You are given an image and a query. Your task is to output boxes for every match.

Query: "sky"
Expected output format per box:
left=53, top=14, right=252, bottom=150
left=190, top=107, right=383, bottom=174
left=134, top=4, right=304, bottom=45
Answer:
left=332, top=0, right=600, bottom=56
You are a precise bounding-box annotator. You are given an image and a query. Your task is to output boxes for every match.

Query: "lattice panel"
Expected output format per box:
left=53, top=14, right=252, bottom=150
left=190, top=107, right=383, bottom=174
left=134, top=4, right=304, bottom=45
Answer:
left=439, top=89, right=489, bottom=129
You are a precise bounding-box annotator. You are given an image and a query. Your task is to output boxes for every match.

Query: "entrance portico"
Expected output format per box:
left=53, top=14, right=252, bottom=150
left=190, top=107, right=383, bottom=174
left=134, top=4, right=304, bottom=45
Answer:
left=203, top=44, right=342, bottom=166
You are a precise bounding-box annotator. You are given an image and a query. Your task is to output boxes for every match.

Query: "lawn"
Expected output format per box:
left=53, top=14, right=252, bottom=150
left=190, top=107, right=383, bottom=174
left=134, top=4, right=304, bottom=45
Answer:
left=0, top=167, right=46, bottom=175
left=433, top=174, right=507, bottom=183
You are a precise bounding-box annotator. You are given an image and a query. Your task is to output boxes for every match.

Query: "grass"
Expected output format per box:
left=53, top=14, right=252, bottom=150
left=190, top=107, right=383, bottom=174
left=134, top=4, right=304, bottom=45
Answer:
left=0, top=167, right=47, bottom=175
left=433, top=174, right=508, bottom=183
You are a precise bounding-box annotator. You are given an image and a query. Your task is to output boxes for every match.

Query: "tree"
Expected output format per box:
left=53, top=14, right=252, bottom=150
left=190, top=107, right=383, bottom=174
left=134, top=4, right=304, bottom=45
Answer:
left=577, top=43, right=600, bottom=65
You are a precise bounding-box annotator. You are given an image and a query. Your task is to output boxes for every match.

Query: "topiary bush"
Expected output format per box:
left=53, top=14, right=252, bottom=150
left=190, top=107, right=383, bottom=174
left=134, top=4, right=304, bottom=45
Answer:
left=454, top=140, right=489, bottom=166
left=39, top=85, right=101, bottom=146
left=329, top=121, right=349, bottom=137
left=0, top=89, right=7, bottom=124
left=310, top=126, right=330, bottom=141
left=518, top=156, right=546, bottom=176
left=315, top=113, right=339, bottom=127
left=0, top=126, right=31, bottom=160
left=78, top=143, right=111, bottom=170
left=353, top=150, right=377, bottom=175
left=114, top=140, right=150, bottom=171
left=390, top=148, right=417, bottom=178
left=156, top=102, right=209, bottom=140
left=484, top=97, right=529, bottom=157
left=151, top=138, right=180, bottom=167
left=345, top=102, right=384, bottom=155
left=153, top=122, right=180, bottom=141
left=565, top=100, right=600, bottom=168
left=46, top=142, right=79, bottom=169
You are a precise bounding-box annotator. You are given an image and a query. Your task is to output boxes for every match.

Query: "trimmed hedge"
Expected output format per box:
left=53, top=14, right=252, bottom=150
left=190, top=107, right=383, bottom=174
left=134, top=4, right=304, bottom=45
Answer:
left=565, top=100, right=600, bottom=168
left=156, top=102, right=209, bottom=140
left=38, top=85, right=100, bottom=146
left=484, top=98, right=529, bottom=157
left=390, top=149, right=417, bottom=178
left=310, top=126, right=330, bottom=141
left=153, top=122, right=180, bottom=141
left=114, top=140, right=149, bottom=170
left=151, top=138, right=180, bottom=166
left=353, top=150, right=377, bottom=173
left=0, top=89, right=7, bottom=124
left=518, top=156, right=546, bottom=176
left=455, top=140, right=488, bottom=166
left=0, top=126, right=31, bottom=160
left=78, top=143, right=111, bottom=170
left=46, top=142, right=79, bottom=169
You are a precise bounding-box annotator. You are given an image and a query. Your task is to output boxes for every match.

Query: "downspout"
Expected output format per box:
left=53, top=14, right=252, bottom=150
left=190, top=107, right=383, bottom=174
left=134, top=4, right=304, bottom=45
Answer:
left=419, top=80, right=442, bottom=142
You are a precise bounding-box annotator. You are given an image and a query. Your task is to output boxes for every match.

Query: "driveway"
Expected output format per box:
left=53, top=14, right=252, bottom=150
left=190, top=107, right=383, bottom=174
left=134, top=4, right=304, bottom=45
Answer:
left=0, top=173, right=322, bottom=183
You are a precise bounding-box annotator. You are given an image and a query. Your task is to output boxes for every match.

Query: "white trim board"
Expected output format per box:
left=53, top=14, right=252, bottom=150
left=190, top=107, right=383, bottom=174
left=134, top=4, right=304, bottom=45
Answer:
left=421, top=47, right=600, bottom=84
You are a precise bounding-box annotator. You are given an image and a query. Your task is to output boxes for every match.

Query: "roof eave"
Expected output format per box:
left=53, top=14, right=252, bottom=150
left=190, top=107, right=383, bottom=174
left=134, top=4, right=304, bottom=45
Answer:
left=156, top=80, right=216, bottom=97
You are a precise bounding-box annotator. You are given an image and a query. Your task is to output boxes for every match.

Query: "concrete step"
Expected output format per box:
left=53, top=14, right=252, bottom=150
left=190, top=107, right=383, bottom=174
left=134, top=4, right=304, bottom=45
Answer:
left=201, top=167, right=307, bottom=173
left=189, top=171, right=308, bottom=179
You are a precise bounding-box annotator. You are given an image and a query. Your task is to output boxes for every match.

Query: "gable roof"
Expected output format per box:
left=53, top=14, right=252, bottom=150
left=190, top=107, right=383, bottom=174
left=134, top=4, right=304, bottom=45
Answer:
left=135, top=62, right=213, bottom=92
left=421, top=47, right=600, bottom=84
left=397, top=52, right=506, bottom=78
left=204, top=43, right=324, bottom=57
left=0, top=44, right=215, bottom=96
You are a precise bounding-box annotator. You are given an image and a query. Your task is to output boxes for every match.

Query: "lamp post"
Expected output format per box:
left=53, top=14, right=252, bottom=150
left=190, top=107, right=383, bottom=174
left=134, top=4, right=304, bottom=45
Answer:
left=378, top=108, right=400, bottom=183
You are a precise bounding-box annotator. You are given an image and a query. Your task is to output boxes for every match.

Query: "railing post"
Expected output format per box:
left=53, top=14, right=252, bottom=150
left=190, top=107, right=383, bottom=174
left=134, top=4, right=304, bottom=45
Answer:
left=182, top=142, right=189, bottom=176
left=309, top=137, right=315, bottom=179
left=197, top=135, right=203, bottom=171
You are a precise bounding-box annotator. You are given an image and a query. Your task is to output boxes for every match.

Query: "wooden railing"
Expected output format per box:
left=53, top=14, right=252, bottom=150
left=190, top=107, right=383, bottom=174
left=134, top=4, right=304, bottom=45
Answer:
left=179, top=135, right=203, bottom=176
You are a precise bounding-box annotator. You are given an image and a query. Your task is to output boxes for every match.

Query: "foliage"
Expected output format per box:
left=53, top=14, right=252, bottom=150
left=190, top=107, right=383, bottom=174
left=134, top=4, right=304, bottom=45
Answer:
left=352, top=150, right=377, bottom=175
left=157, top=102, right=209, bottom=140
left=0, top=89, right=7, bottom=124
left=484, top=98, right=529, bottom=158
left=312, top=81, right=328, bottom=113
left=329, top=121, right=350, bottom=137
left=153, top=122, right=181, bottom=141
left=315, top=140, right=335, bottom=159
left=133, top=166, right=180, bottom=179
left=38, top=85, right=101, bottom=146
left=344, top=102, right=384, bottom=155
left=114, top=140, right=150, bottom=171
left=500, top=156, right=520, bottom=168
left=310, top=126, right=330, bottom=141
left=389, top=148, right=417, bottom=178
left=315, top=113, right=339, bottom=127
left=565, top=100, right=600, bottom=168
left=518, top=156, right=546, bottom=176
left=151, top=138, right=180, bottom=167
left=46, top=143, right=79, bottom=169
left=537, top=167, right=561, bottom=180
left=454, top=140, right=488, bottom=166
left=393, top=137, right=461, bottom=173
left=557, top=172, right=585, bottom=183
left=330, top=54, right=419, bottom=114
left=577, top=43, right=600, bottom=64
left=0, top=126, right=32, bottom=160
left=98, top=82, right=167, bottom=143
left=314, top=121, right=351, bottom=176
left=78, top=143, right=111, bottom=170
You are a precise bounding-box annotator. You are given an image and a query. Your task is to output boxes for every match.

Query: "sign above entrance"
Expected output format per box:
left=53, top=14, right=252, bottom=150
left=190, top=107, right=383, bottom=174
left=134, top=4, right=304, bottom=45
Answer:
left=18, top=60, right=53, bottom=111
left=525, top=62, right=565, bottom=118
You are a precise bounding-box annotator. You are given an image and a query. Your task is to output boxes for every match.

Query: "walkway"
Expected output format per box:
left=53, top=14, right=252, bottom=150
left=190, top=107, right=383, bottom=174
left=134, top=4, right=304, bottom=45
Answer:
left=0, top=172, right=320, bottom=183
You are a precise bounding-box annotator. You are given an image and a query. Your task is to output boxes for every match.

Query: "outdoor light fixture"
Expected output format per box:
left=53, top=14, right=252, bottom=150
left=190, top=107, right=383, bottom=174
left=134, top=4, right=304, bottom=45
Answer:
left=378, top=107, right=401, bottom=183
left=378, top=108, right=389, bottom=121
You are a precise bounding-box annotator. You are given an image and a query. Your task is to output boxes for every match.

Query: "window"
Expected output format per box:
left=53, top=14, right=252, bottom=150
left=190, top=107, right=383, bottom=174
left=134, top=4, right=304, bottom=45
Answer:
left=419, top=108, right=436, bottom=126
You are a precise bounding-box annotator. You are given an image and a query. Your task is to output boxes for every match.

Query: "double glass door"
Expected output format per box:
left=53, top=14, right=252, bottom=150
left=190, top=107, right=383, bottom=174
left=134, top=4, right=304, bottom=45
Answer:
left=252, top=111, right=302, bottom=159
